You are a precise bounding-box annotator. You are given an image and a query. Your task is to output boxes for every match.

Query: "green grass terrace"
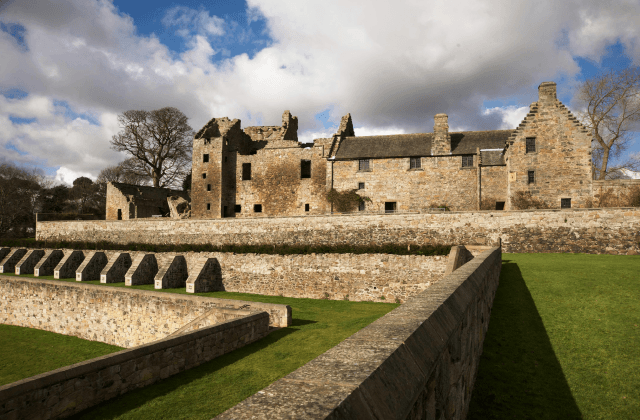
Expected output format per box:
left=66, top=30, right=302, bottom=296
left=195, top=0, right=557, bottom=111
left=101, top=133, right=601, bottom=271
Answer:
left=1, top=252, right=639, bottom=419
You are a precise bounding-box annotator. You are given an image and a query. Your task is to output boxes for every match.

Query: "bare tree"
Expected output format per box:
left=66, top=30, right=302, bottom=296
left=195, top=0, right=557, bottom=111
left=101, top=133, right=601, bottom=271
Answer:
left=96, top=158, right=150, bottom=186
left=576, top=68, right=640, bottom=180
left=111, top=107, right=194, bottom=187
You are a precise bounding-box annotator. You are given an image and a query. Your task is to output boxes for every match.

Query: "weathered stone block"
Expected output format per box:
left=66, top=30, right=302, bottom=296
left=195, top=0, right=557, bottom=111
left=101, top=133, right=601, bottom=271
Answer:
left=54, top=250, right=85, bottom=279
left=34, top=250, right=64, bottom=277
left=76, top=251, right=108, bottom=281
left=15, top=249, right=45, bottom=275
left=185, top=257, right=223, bottom=293
left=0, top=248, right=27, bottom=274
left=100, top=252, right=132, bottom=283
left=153, top=255, right=186, bottom=289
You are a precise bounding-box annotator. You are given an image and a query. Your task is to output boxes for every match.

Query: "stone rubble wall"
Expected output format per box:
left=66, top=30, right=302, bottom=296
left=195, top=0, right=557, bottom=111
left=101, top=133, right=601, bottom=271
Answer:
left=216, top=246, right=502, bottom=419
left=37, top=207, right=640, bottom=254
left=0, top=311, right=271, bottom=420
left=0, top=276, right=291, bottom=348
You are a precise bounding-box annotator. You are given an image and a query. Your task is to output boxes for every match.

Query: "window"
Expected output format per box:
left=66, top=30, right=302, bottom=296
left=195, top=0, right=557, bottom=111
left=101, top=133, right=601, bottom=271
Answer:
left=359, top=201, right=365, bottom=211
left=203, top=154, right=209, bottom=163
left=496, top=202, right=505, bottom=210
left=234, top=205, right=241, bottom=213
left=410, top=157, right=421, bottom=169
left=305, top=204, right=310, bottom=212
left=206, top=203, right=211, bottom=210
left=528, top=171, right=535, bottom=184
left=461, top=155, right=473, bottom=167
left=526, top=137, right=536, bottom=153
left=224, top=156, right=227, bottom=162
left=359, top=159, right=371, bottom=171
left=385, top=202, right=396, bottom=213
left=202, top=173, right=206, bottom=179
left=301, top=160, right=311, bottom=178
left=358, top=182, right=365, bottom=190
left=561, top=198, right=571, bottom=209
left=253, top=204, right=262, bottom=213
left=117, top=209, right=122, bottom=220
left=207, top=184, right=211, bottom=191
left=242, top=163, right=251, bottom=180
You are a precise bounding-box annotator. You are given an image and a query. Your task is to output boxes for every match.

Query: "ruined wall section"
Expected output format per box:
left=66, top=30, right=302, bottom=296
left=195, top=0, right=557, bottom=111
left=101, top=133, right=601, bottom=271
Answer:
left=235, top=144, right=329, bottom=217
left=332, top=155, right=478, bottom=212
left=106, top=183, right=188, bottom=220
left=505, top=82, right=593, bottom=209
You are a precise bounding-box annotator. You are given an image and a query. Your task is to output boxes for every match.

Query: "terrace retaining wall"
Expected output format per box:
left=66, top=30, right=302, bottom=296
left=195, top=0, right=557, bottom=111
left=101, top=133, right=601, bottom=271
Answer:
left=216, top=246, right=502, bottom=419
left=0, top=276, right=291, bottom=348
left=36, top=208, right=640, bottom=254
left=0, top=312, right=270, bottom=420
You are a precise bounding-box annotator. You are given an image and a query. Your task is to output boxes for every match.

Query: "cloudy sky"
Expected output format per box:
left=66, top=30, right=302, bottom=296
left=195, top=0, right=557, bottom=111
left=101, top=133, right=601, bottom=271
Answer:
left=1, top=0, right=639, bottom=185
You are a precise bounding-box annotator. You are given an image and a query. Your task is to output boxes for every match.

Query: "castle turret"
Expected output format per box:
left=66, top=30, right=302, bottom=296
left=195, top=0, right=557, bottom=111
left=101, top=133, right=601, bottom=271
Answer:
left=432, top=113, right=451, bottom=155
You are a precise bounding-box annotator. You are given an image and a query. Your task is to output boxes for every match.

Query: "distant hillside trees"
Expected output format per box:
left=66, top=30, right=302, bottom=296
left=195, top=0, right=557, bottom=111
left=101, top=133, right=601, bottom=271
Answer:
left=0, top=163, right=47, bottom=238
left=110, top=107, right=194, bottom=188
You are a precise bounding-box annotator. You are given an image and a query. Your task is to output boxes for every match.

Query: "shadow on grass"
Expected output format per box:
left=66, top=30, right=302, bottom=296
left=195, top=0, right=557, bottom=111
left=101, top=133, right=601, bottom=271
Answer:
left=68, top=324, right=298, bottom=420
left=467, top=261, right=583, bottom=420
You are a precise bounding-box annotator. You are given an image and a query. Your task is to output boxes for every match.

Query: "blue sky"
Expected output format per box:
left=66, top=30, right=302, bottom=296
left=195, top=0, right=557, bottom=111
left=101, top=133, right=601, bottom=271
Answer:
left=1, top=0, right=640, bottom=184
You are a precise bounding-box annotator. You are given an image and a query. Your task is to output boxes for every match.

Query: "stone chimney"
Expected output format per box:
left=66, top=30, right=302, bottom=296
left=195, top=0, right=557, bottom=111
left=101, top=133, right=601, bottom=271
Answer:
left=432, top=113, right=451, bottom=155
left=538, top=81, right=557, bottom=104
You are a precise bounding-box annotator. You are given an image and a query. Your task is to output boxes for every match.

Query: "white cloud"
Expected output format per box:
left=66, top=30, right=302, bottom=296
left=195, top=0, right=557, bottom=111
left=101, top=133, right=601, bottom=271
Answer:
left=483, top=106, right=530, bottom=130
left=54, top=166, right=96, bottom=185
left=1, top=0, right=640, bottom=178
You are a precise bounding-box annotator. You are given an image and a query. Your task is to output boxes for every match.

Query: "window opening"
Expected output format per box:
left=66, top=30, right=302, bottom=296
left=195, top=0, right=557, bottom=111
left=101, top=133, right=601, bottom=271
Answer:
left=358, top=182, right=365, bottom=190
left=202, top=173, right=206, bottom=179
left=528, top=171, right=535, bottom=184
left=224, top=156, right=227, bottom=162
left=203, top=154, right=209, bottom=163
left=207, top=184, right=211, bottom=191
left=305, top=204, right=310, bottom=212
left=117, top=209, right=122, bottom=220
left=359, top=201, right=365, bottom=211
left=301, top=160, right=311, bottom=178
left=242, top=163, right=251, bottom=180
left=561, top=198, right=571, bottom=209
left=253, top=204, right=262, bottom=213
left=223, top=206, right=228, bottom=217
left=410, top=157, right=421, bottom=169
left=385, top=202, right=397, bottom=213
left=526, top=137, right=536, bottom=153
left=461, top=155, right=473, bottom=167
left=234, top=205, right=241, bottom=213
left=496, top=202, right=505, bottom=211
left=359, top=159, right=371, bottom=171
left=206, top=203, right=211, bottom=210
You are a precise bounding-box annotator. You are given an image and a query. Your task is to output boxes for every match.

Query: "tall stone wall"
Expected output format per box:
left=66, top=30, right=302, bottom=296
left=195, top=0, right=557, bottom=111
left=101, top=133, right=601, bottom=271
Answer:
left=480, top=165, right=507, bottom=209
left=332, top=155, right=478, bottom=212
left=216, top=246, right=502, bottom=419
left=235, top=144, right=329, bottom=217
left=37, top=208, right=640, bottom=254
left=0, top=276, right=290, bottom=347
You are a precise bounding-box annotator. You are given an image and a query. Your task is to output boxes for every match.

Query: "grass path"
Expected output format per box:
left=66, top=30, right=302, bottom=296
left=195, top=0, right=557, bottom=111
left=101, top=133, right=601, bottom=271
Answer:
left=0, top=325, right=123, bottom=386
left=468, top=253, right=640, bottom=420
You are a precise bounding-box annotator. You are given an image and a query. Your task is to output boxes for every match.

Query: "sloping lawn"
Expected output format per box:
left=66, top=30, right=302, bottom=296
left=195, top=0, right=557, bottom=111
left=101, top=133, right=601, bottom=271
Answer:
left=1, top=273, right=398, bottom=419
left=468, top=253, right=640, bottom=420
left=0, top=325, right=123, bottom=386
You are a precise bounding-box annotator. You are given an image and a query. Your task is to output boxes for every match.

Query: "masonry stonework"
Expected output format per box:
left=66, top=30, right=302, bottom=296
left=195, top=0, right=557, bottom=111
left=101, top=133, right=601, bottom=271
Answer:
left=36, top=208, right=640, bottom=255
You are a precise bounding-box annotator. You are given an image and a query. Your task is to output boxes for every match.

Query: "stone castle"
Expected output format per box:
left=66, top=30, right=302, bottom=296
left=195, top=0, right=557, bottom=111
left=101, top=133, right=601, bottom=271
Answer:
left=105, top=81, right=639, bottom=220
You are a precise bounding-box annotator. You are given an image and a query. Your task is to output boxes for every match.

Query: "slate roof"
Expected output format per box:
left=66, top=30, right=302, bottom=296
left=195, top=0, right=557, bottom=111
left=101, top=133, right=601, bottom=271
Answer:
left=334, top=130, right=513, bottom=162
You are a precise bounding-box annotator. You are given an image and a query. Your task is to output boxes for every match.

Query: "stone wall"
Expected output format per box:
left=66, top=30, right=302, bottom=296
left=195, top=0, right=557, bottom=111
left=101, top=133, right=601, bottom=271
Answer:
left=216, top=246, right=502, bottom=419
left=505, top=82, right=593, bottom=209
left=332, top=154, right=478, bottom=212
left=0, top=311, right=270, bottom=420
left=106, top=182, right=189, bottom=220
left=37, top=208, right=640, bottom=254
left=592, top=179, right=640, bottom=207
left=480, top=165, right=507, bottom=210
left=0, top=276, right=291, bottom=347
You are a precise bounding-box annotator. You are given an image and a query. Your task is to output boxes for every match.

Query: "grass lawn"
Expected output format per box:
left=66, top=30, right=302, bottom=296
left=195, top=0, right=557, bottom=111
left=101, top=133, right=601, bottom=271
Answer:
left=468, top=253, right=640, bottom=420
left=0, top=325, right=123, bottom=386
left=1, top=273, right=398, bottom=419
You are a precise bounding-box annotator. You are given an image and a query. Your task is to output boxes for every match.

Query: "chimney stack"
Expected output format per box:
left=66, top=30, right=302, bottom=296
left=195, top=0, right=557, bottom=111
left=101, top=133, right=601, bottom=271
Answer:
left=432, top=113, right=451, bottom=155
left=538, top=81, right=557, bottom=104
